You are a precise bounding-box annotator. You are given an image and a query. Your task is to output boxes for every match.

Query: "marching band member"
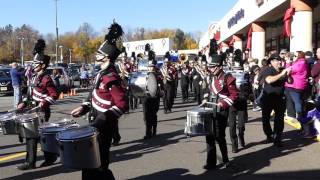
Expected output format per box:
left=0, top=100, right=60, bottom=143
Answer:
left=201, top=39, right=238, bottom=170
left=142, top=58, right=163, bottom=139
left=17, top=39, right=58, bottom=170
left=180, top=61, right=191, bottom=103
left=161, top=56, right=177, bottom=113
left=191, top=57, right=202, bottom=105
left=71, top=22, right=128, bottom=179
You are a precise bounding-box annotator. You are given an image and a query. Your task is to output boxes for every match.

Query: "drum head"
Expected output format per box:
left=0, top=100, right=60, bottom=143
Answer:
left=57, top=126, right=96, bottom=141
left=0, top=112, right=16, bottom=121
left=18, top=113, right=38, bottom=122
left=146, top=72, right=158, bottom=98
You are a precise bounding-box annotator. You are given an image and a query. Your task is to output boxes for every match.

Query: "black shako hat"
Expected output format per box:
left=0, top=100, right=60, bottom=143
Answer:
left=97, top=21, right=124, bottom=61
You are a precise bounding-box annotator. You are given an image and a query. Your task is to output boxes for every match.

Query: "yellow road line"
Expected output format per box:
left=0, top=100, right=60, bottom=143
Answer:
left=0, top=149, right=41, bottom=162
left=284, top=118, right=301, bottom=130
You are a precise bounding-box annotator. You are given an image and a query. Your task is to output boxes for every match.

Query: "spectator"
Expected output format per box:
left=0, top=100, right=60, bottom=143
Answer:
left=260, top=54, right=292, bottom=147
left=10, top=62, right=24, bottom=109
left=284, top=51, right=308, bottom=122
left=52, top=69, right=61, bottom=90
left=311, top=48, right=320, bottom=98
left=80, top=67, right=89, bottom=88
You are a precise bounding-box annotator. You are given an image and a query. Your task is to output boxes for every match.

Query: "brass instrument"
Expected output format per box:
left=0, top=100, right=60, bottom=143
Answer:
left=160, top=65, right=172, bottom=83
left=119, top=62, right=130, bottom=79
left=179, top=53, right=189, bottom=66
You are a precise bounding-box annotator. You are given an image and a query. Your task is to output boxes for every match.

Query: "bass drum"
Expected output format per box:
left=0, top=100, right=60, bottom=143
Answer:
left=129, top=72, right=158, bottom=98
left=146, top=72, right=158, bottom=98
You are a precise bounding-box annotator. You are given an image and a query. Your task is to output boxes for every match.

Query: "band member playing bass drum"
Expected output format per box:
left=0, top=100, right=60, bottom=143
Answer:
left=201, top=39, right=238, bottom=170
left=143, top=58, right=163, bottom=139
left=71, top=22, right=128, bottom=179
left=17, top=39, right=59, bottom=170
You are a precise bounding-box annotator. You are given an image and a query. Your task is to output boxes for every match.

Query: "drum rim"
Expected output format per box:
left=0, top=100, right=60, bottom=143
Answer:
left=56, top=126, right=98, bottom=141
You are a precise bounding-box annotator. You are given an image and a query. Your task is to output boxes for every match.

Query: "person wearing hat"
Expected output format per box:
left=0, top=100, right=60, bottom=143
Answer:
left=160, top=55, right=176, bottom=113
left=142, top=59, right=163, bottom=139
left=260, top=53, right=292, bottom=147
left=201, top=39, right=239, bottom=170
left=191, top=57, right=203, bottom=105
left=17, top=39, right=59, bottom=170
left=180, top=60, right=191, bottom=103
left=71, top=22, right=128, bottom=179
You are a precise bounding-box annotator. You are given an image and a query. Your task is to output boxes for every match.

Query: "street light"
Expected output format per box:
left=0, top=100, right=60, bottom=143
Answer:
left=18, top=37, right=24, bottom=66
left=55, top=0, right=59, bottom=64
left=69, top=48, right=72, bottom=64
left=59, top=45, right=63, bottom=62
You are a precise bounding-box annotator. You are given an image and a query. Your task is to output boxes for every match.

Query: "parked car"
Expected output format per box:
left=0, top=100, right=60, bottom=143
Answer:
left=0, top=70, right=13, bottom=95
left=46, top=67, right=72, bottom=93
left=0, top=67, right=27, bottom=96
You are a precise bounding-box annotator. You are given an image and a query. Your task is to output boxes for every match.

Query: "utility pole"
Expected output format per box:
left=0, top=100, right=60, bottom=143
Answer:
left=69, top=48, right=72, bottom=64
left=59, top=45, right=63, bottom=62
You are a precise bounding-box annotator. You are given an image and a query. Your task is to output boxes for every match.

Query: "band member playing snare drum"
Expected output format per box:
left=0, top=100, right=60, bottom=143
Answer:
left=17, top=39, right=59, bottom=170
left=201, top=39, right=238, bottom=170
left=71, top=22, right=128, bottom=180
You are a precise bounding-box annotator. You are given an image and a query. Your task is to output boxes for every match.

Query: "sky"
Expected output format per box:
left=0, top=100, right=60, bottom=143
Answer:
left=0, top=0, right=238, bottom=35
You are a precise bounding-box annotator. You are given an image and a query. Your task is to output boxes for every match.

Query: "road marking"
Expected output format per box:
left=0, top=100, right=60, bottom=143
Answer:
left=0, top=149, right=41, bottom=162
left=284, top=117, right=301, bottom=130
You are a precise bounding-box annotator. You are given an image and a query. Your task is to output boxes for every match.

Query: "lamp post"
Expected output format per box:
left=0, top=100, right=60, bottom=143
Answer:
left=59, top=45, right=63, bottom=62
left=55, top=0, right=59, bottom=64
left=69, top=48, right=72, bottom=64
left=18, top=37, right=24, bottom=66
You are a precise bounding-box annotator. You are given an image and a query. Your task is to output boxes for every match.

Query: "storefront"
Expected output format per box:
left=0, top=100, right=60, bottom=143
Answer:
left=201, top=0, right=320, bottom=61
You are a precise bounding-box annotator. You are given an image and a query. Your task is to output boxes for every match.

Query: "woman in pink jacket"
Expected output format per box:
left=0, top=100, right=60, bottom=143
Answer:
left=284, top=51, right=308, bottom=122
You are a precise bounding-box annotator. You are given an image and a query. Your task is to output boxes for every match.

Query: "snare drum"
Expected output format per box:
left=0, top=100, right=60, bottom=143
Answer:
left=18, top=113, right=40, bottom=138
left=57, top=126, right=101, bottom=169
left=0, top=112, right=19, bottom=135
left=39, top=119, right=78, bottom=154
left=185, top=107, right=214, bottom=136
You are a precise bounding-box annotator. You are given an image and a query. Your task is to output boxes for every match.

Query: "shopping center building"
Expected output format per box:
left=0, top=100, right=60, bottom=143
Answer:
left=199, top=0, right=320, bottom=61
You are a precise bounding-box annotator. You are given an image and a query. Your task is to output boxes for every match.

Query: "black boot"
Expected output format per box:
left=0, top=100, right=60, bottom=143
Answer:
left=152, top=125, right=157, bottom=137
left=239, top=135, right=245, bottom=148
left=273, top=134, right=283, bottom=147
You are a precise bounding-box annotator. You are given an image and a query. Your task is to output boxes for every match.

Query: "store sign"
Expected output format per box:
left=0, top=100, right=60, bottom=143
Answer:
left=228, top=9, right=245, bottom=29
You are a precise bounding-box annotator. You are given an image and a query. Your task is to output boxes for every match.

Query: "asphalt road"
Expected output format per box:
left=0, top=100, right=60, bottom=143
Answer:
left=0, top=92, right=320, bottom=180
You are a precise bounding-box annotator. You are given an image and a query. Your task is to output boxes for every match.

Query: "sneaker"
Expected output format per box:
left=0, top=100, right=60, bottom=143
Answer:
left=17, top=163, right=35, bottom=170
left=252, top=107, right=261, bottom=112
left=39, top=160, right=55, bottom=167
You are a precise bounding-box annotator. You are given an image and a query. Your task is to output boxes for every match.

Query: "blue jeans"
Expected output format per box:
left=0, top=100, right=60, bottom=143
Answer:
left=287, top=89, right=304, bottom=116
left=13, top=85, right=21, bottom=109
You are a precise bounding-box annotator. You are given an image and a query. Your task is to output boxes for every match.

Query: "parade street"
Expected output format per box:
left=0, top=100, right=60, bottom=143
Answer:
left=1, top=92, right=320, bottom=180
